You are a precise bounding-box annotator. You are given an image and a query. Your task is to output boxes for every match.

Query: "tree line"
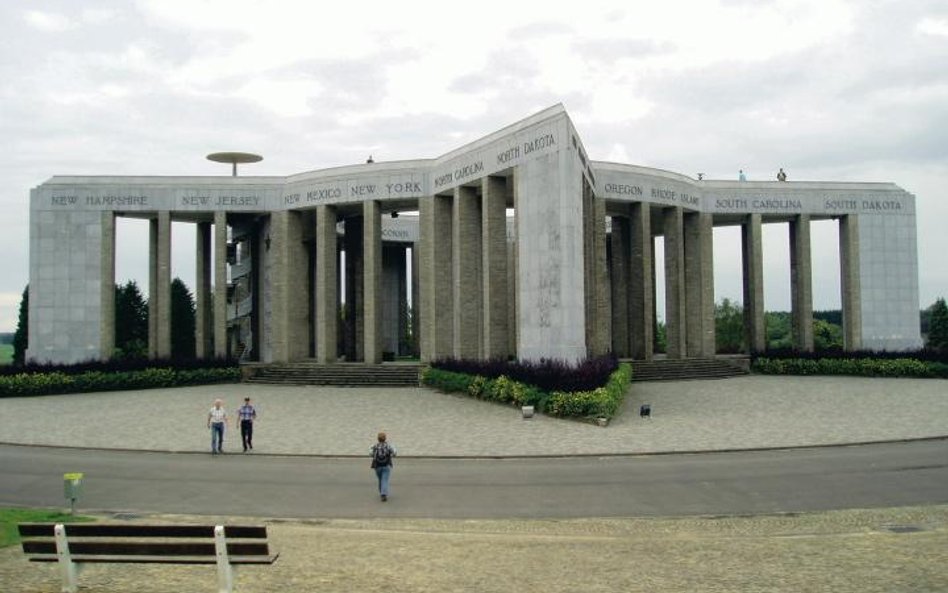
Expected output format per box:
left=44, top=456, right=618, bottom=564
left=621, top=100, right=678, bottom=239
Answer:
left=651, top=296, right=948, bottom=354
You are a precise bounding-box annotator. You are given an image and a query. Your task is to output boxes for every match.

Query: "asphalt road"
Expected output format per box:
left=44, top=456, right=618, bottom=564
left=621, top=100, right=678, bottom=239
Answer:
left=1, top=440, right=946, bottom=519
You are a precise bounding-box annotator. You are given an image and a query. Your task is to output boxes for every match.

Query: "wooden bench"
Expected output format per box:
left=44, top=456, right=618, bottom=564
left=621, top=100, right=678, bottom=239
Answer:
left=18, top=523, right=278, bottom=593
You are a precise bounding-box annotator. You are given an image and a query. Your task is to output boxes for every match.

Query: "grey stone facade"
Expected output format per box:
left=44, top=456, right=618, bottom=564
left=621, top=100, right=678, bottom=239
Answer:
left=27, top=105, right=922, bottom=364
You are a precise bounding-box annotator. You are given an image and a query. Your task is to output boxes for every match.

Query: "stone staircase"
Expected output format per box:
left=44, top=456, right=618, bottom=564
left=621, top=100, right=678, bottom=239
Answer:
left=627, top=357, right=749, bottom=382
left=243, top=361, right=422, bottom=387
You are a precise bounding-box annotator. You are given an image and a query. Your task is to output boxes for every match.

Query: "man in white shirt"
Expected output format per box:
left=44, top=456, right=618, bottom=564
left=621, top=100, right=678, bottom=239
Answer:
left=207, top=399, right=228, bottom=454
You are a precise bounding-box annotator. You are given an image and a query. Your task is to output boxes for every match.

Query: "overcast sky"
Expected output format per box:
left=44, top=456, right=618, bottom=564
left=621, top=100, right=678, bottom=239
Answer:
left=1, top=0, right=946, bottom=333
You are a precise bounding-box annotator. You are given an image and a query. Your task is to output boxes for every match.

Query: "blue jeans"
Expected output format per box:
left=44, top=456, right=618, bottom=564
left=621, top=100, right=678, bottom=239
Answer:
left=374, top=465, right=392, bottom=496
left=211, top=423, right=225, bottom=453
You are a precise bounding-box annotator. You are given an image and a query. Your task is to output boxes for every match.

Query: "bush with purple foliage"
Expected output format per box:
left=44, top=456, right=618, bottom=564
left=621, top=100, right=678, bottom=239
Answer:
left=0, top=356, right=237, bottom=377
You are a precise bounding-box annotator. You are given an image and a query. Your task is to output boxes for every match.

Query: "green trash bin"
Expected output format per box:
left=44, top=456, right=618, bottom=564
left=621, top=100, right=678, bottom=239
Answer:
left=63, top=472, right=83, bottom=514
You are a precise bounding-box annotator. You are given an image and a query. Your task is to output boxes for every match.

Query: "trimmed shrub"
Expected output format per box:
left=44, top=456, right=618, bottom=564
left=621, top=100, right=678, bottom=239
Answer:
left=430, top=355, right=618, bottom=393
left=0, top=366, right=241, bottom=398
left=753, top=347, right=948, bottom=365
left=422, top=362, right=631, bottom=421
left=752, top=357, right=948, bottom=379
left=0, top=356, right=237, bottom=377
left=549, top=363, right=631, bottom=418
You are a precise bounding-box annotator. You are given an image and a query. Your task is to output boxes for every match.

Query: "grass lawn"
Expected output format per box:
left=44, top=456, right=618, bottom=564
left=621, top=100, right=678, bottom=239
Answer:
left=0, top=508, right=94, bottom=548
left=0, top=344, right=12, bottom=365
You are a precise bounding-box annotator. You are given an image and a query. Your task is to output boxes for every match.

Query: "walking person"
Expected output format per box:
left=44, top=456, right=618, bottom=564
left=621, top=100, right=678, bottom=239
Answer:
left=238, top=396, right=257, bottom=452
left=370, top=432, right=397, bottom=502
left=207, top=399, right=228, bottom=454
left=777, top=167, right=787, bottom=181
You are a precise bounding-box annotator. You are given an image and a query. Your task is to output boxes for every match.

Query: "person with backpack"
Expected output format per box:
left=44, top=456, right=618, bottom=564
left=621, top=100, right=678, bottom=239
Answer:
left=370, top=432, right=397, bottom=501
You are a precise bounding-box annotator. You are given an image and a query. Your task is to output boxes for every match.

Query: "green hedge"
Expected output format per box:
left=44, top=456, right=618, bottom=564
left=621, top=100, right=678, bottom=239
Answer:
left=548, top=363, right=632, bottom=418
left=753, top=357, right=948, bottom=378
left=0, top=367, right=241, bottom=397
left=421, top=363, right=632, bottom=421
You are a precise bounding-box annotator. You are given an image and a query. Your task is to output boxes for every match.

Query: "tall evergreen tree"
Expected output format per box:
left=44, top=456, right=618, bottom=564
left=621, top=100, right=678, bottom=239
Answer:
left=928, top=297, right=948, bottom=352
left=114, top=281, right=149, bottom=359
left=12, top=285, right=28, bottom=366
left=171, top=277, right=196, bottom=359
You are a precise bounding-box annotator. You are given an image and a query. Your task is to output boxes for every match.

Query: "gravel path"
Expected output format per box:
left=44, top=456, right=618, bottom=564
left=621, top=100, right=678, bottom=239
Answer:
left=2, top=505, right=946, bottom=592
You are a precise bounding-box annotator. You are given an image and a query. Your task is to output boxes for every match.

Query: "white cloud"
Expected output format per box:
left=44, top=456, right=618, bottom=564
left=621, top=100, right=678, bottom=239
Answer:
left=917, top=17, right=948, bottom=36
left=605, top=143, right=630, bottom=163
left=80, top=8, right=116, bottom=25
left=24, top=10, right=74, bottom=32
left=234, top=78, right=323, bottom=117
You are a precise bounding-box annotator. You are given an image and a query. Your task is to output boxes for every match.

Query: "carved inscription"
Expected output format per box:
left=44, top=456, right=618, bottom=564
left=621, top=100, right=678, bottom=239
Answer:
left=435, top=160, right=484, bottom=188
left=306, top=188, right=342, bottom=202
left=603, top=184, right=642, bottom=195
left=386, top=182, right=421, bottom=194
left=51, top=195, right=149, bottom=207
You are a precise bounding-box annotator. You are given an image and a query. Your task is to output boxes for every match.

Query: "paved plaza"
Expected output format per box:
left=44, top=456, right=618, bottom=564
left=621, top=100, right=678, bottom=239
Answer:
left=0, top=375, right=945, bottom=456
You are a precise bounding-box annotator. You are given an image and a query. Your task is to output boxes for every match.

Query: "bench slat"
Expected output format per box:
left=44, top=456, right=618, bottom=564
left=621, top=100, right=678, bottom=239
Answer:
left=18, top=523, right=268, bottom=539
left=22, top=541, right=272, bottom=557
left=27, top=554, right=279, bottom=565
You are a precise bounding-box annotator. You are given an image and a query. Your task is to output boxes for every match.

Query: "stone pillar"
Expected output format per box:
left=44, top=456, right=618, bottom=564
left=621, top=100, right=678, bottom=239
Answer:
left=315, top=205, right=338, bottom=363
left=336, top=243, right=344, bottom=357
left=453, top=185, right=482, bottom=358
left=343, top=216, right=364, bottom=361
left=381, top=244, right=403, bottom=357
left=149, top=211, right=172, bottom=359
left=418, top=195, right=453, bottom=361
left=582, top=187, right=610, bottom=357
left=363, top=200, right=383, bottom=364
left=663, top=207, right=686, bottom=358
left=411, top=244, right=420, bottom=357
left=629, top=202, right=654, bottom=360
left=508, top=174, right=518, bottom=358
left=592, top=193, right=610, bottom=356
left=269, top=212, right=288, bottom=362
left=213, top=211, right=228, bottom=358
left=269, top=210, right=308, bottom=362
left=684, top=212, right=715, bottom=357
left=610, top=212, right=631, bottom=357
left=99, top=212, right=115, bottom=359
left=148, top=218, right=158, bottom=358
left=195, top=221, right=212, bottom=358
left=515, top=152, right=586, bottom=362
left=397, top=246, right=409, bottom=356
left=651, top=239, right=660, bottom=353
left=482, top=176, right=508, bottom=360
left=839, top=214, right=862, bottom=351
left=741, top=214, right=766, bottom=353
left=790, top=214, right=814, bottom=351
left=700, top=213, right=716, bottom=356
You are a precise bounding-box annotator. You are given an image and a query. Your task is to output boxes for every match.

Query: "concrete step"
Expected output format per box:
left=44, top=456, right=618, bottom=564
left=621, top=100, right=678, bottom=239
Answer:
left=244, top=362, right=422, bottom=386
left=628, top=358, right=749, bottom=382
